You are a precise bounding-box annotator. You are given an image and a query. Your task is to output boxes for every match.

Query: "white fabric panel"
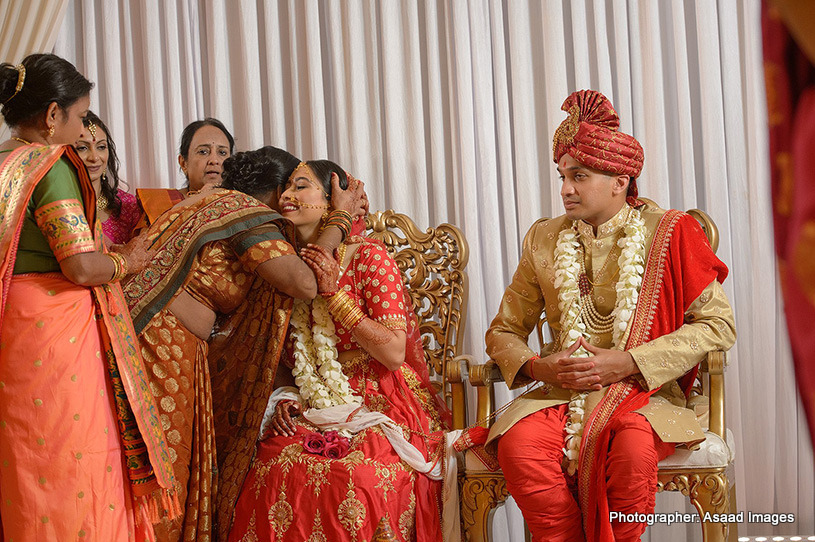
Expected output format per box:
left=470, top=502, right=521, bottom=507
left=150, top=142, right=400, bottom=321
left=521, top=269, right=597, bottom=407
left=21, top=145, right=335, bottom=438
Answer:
left=50, top=1, right=805, bottom=540
left=0, top=0, right=69, bottom=139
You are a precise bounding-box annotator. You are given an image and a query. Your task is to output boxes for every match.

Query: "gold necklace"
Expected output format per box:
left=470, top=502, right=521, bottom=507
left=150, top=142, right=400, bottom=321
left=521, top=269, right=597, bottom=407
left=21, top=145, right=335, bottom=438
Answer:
left=337, top=242, right=348, bottom=266
left=11, top=136, right=31, bottom=145
left=580, top=229, right=624, bottom=288
left=96, top=193, right=109, bottom=211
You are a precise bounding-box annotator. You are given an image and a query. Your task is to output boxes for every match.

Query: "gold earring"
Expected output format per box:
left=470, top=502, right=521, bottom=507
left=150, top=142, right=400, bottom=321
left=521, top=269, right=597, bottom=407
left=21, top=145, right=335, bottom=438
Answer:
left=47, top=125, right=55, bottom=138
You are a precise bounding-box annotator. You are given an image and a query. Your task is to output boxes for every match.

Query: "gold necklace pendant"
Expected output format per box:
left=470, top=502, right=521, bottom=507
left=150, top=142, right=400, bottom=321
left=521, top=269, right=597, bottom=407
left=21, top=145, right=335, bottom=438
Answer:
left=96, top=193, right=109, bottom=211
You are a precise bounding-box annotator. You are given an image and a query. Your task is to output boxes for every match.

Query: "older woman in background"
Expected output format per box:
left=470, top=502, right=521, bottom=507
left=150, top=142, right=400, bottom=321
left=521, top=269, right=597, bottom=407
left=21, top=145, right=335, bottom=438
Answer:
left=136, top=118, right=234, bottom=227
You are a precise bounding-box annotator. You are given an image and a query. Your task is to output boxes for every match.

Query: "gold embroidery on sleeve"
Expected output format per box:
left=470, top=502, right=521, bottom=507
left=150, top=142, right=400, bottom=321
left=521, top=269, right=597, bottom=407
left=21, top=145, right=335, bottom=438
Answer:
left=33, top=199, right=94, bottom=261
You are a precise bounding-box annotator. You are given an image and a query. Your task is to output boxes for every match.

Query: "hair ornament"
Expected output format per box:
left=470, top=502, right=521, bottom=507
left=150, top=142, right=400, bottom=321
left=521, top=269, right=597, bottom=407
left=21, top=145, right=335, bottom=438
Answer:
left=3, top=64, right=25, bottom=105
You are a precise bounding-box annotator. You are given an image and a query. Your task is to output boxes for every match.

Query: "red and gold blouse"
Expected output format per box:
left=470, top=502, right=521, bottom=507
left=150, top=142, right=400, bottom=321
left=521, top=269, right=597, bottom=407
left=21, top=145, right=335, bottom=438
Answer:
left=333, top=239, right=408, bottom=350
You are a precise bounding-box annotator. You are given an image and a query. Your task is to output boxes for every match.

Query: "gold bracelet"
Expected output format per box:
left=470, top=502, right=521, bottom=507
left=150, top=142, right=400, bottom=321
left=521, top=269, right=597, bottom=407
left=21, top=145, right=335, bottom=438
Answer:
left=107, top=252, right=128, bottom=282
left=327, top=290, right=366, bottom=330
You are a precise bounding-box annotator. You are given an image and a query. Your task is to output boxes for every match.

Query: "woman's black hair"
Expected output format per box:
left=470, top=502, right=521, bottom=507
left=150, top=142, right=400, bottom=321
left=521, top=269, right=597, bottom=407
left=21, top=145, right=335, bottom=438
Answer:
left=0, top=53, right=93, bottom=128
left=220, top=146, right=301, bottom=199
left=303, top=159, right=348, bottom=199
left=178, top=117, right=235, bottom=159
left=82, top=111, right=123, bottom=216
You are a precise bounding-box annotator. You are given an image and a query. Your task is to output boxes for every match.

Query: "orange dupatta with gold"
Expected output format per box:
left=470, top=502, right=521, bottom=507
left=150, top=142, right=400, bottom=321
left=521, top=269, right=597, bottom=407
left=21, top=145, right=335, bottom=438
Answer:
left=0, top=144, right=178, bottom=526
left=577, top=209, right=728, bottom=541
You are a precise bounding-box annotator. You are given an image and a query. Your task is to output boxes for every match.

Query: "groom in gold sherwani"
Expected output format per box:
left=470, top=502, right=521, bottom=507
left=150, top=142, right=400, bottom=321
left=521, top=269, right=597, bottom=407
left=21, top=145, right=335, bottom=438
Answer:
left=485, top=90, right=736, bottom=542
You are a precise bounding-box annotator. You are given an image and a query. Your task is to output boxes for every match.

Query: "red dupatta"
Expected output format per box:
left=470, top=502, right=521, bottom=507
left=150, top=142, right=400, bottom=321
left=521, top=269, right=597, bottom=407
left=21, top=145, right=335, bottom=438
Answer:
left=577, top=208, right=729, bottom=541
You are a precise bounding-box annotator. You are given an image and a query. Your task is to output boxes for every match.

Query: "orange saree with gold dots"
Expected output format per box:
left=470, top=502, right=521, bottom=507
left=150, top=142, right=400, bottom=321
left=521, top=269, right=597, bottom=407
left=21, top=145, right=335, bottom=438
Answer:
left=0, top=144, right=176, bottom=541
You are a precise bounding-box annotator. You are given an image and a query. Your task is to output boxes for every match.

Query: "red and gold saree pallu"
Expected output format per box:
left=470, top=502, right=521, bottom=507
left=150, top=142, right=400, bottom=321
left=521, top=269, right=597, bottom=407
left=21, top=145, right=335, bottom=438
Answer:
left=122, top=190, right=289, bottom=542
left=0, top=145, right=177, bottom=540
left=763, top=4, right=815, bottom=451
left=577, top=210, right=729, bottom=542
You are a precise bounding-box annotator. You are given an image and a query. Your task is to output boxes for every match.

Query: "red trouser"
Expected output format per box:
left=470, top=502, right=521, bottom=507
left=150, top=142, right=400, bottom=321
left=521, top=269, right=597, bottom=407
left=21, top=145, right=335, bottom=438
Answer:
left=496, top=404, right=674, bottom=542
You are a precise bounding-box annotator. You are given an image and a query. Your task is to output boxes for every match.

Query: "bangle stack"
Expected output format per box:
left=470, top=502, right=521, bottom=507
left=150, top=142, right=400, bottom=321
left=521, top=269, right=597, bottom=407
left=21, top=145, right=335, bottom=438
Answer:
left=108, top=252, right=129, bottom=282
left=326, top=289, right=366, bottom=331
left=320, top=209, right=353, bottom=240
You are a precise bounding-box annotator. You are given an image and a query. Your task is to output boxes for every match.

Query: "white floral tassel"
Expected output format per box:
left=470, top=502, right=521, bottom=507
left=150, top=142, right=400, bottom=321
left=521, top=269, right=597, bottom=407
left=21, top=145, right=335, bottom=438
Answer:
left=291, top=297, right=359, bottom=410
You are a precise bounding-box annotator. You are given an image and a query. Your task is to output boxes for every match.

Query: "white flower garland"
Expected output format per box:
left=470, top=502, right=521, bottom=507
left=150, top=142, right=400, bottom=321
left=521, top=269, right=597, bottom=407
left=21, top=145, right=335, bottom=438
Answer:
left=553, top=207, right=646, bottom=475
left=291, top=296, right=359, bottom=409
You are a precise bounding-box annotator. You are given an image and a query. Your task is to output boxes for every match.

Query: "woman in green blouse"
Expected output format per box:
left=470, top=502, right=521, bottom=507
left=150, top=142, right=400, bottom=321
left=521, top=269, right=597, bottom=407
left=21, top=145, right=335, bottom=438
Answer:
left=0, top=53, right=176, bottom=541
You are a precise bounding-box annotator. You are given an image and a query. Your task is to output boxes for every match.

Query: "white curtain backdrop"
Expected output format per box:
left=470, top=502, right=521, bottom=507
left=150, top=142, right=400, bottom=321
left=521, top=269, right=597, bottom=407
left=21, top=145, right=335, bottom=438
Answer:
left=0, top=0, right=69, bottom=139
left=48, top=1, right=808, bottom=540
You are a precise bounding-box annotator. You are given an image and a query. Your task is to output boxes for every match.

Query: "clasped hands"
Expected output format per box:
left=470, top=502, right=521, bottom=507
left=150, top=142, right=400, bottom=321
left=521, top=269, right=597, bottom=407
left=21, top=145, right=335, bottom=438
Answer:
left=528, top=336, right=638, bottom=391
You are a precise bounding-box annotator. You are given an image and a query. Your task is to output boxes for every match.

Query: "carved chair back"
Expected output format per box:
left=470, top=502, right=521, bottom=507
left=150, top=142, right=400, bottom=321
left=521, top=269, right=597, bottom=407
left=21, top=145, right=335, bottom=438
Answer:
left=365, top=210, right=470, bottom=429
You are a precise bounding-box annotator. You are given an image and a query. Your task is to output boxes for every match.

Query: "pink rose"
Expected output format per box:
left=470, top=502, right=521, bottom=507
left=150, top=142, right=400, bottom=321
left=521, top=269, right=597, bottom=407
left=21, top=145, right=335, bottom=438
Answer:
left=323, top=437, right=351, bottom=459
left=303, top=432, right=327, bottom=454
left=323, top=430, right=340, bottom=444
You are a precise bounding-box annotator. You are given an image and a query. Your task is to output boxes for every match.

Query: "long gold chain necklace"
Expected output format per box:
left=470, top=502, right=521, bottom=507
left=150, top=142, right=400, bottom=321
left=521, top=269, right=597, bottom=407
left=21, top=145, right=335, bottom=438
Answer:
left=10, top=136, right=31, bottom=145
left=575, top=231, right=625, bottom=334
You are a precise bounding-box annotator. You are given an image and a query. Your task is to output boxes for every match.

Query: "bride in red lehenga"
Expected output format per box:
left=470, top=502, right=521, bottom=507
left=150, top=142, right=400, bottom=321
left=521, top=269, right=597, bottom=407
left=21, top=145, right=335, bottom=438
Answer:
left=228, top=160, right=452, bottom=542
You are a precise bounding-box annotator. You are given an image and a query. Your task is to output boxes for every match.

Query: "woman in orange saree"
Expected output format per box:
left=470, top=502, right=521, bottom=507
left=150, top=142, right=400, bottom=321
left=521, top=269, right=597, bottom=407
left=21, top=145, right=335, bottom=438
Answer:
left=122, top=147, right=363, bottom=542
left=0, top=54, right=176, bottom=541
left=228, top=160, right=451, bottom=542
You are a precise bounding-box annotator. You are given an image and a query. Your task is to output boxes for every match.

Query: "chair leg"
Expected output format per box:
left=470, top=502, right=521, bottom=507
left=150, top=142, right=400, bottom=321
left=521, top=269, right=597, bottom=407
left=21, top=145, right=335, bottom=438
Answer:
left=727, top=481, right=738, bottom=542
left=688, top=472, right=730, bottom=542
left=460, top=473, right=509, bottom=542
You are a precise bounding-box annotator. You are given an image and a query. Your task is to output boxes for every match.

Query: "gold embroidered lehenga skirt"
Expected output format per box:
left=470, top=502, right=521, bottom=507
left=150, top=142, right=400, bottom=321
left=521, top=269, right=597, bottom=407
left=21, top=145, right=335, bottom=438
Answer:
left=229, top=360, right=445, bottom=542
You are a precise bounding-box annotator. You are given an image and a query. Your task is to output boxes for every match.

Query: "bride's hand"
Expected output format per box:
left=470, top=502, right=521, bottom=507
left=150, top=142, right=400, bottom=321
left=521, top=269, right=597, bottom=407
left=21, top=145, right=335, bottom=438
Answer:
left=330, top=172, right=366, bottom=218
left=264, top=400, right=302, bottom=438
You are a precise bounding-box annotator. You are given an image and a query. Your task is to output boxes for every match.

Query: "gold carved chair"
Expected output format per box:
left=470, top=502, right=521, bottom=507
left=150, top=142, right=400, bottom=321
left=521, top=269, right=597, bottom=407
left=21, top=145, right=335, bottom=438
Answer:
left=464, top=204, right=737, bottom=542
left=364, top=210, right=471, bottom=431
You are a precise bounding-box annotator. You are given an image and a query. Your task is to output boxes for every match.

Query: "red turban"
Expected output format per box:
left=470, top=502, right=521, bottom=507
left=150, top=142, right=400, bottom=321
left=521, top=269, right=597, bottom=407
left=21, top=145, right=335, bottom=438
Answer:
left=552, top=90, right=644, bottom=203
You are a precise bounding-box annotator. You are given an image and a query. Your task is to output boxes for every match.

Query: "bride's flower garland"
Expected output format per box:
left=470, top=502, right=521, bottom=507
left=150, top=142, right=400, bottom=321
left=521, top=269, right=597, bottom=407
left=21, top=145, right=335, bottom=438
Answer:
left=290, top=296, right=359, bottom=409
left=553, top=207, right=646, bottom=475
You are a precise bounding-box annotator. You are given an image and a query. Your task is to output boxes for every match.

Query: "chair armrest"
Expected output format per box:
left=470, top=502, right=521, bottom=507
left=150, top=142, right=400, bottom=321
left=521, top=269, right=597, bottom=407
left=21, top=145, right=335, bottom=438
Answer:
left=445, top=355, right=473, bottom=430
left=466, top=359, right=506, bottom=428
left=701, top=350, right=727, bottom=441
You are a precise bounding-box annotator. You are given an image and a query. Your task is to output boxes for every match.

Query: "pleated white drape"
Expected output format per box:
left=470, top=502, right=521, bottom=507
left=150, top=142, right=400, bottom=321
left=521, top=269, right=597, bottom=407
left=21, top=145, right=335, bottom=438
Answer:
left=0, top=0, right=69, bottom=139
left=48, top=1, right=808, bottom=540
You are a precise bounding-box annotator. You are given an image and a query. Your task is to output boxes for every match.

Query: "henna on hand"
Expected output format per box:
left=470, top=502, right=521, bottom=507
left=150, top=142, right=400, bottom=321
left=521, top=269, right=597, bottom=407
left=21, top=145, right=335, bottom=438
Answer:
left=301, top=244, right=340, bottom=294
left=113, top=232, right=156, bottom=274
left=269, top=400, right=301, bottom=437
left=330, top=172, right=365, bottom=216
left=352, top=318, right=394, bottom=346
